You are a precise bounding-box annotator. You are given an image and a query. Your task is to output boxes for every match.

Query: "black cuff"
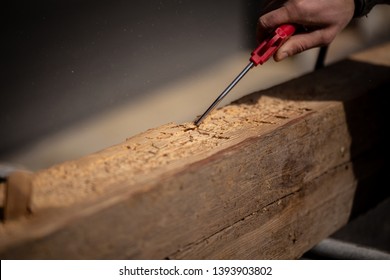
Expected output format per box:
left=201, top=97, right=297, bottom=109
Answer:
left=354, top=0, right=378, bottom=17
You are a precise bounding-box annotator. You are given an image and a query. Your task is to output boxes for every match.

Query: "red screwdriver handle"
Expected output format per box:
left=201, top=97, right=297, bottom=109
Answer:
left=250, top=24, right=296, bottom=66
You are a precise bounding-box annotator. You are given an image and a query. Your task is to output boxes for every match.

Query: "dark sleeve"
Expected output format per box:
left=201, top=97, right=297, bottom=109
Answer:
left=354, top=0, right=390, bottom=17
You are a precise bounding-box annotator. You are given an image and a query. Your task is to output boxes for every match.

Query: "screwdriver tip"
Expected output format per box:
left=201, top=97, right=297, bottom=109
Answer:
left=193, top=61, right=254, bottom=127
left=194, top=118, right=202, bottom=127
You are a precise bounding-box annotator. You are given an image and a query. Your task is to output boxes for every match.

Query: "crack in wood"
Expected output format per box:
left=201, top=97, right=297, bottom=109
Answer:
left=166, top=157, right=358, bottom=259
left=166, top=189, right=301, bottom=258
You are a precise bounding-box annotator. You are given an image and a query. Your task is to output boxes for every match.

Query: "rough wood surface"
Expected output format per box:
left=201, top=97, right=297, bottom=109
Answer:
left=0, top=44, right=389, bottom=259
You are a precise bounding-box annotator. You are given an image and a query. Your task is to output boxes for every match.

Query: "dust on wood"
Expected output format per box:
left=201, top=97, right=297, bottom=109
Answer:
left=31, top=96, right=317, bottom=210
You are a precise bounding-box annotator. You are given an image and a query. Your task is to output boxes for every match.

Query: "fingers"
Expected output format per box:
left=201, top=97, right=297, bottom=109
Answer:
left=257, top=0, right=354, bottom=61
left=274, top=29, right=336, bottom=61
left=259, top=5, right=292, bottom=29
left=257, top=6, right=292, bottom=42
left=257, top=3, right=337, bottom=61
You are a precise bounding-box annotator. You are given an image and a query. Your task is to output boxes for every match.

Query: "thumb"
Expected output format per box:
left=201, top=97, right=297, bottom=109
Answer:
left=274, top=30, right=334, bottom=61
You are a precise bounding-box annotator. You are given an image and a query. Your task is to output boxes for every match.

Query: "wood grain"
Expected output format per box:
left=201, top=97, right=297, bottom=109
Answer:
left=0, top=45, right=389, bottom=259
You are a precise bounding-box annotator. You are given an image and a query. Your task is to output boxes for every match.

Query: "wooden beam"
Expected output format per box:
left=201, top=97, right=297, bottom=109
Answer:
left=4, top=171, right=33, bottom=221
left=0, top=43, right=389, bottom=259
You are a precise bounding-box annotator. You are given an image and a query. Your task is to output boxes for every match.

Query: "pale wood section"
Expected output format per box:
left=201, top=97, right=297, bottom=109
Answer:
left=0, top=43, right=389, bottom=259
left=350, top=42, right=390, bottom=66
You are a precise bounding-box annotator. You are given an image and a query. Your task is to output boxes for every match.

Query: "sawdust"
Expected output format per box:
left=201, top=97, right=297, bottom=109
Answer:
left=31, top=94, right=315, bottom=210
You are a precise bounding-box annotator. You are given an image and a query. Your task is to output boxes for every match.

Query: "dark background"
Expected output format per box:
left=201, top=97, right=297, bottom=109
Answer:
left=1, top=0, right=261, bottom=157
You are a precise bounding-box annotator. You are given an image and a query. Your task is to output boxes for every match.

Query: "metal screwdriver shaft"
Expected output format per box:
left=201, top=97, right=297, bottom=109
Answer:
left=193, top=24, right=296, bottom=126
left=195, top=61, right=254, bottom=126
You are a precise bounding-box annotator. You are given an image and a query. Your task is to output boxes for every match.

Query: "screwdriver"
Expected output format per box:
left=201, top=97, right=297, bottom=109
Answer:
left=194, top=24, right=296, bottom=126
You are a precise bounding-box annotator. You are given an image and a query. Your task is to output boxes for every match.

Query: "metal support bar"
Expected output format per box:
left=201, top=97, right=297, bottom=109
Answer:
left=304, top=238, right=390, bottom=260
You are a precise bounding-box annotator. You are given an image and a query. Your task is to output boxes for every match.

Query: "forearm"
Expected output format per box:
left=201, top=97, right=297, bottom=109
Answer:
left=354, top=0, right=390, bottom=17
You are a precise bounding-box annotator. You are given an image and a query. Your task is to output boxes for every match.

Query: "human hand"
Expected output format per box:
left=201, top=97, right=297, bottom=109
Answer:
left=257, top=0, right=355, bottom=61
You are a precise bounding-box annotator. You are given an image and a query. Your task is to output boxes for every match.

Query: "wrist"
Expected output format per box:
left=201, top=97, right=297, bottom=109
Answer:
left=354, top=0, right=378, bottom=17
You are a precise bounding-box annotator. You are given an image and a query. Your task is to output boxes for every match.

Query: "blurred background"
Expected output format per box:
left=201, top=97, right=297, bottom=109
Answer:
left=1, top=0, right=390, bottom=170
left=1, top=0, right=389, bottom=258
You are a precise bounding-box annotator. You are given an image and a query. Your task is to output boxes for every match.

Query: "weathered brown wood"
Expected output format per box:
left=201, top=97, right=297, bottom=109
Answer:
left=4, top=171, right=33, bottom=221
left=0, top=181, right=4, bottom=220
left=0, top=182, right=4, bottom=208
left=0, top=43, right=389, bottom=259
